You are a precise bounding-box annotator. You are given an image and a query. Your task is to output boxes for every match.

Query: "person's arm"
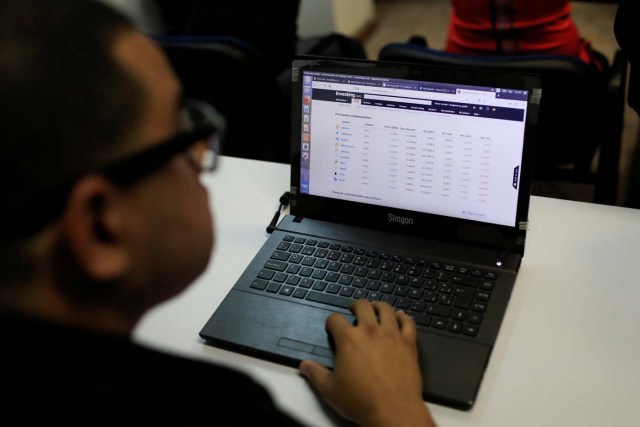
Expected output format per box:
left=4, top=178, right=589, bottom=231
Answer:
left=299, top=300, right=436, bottom=427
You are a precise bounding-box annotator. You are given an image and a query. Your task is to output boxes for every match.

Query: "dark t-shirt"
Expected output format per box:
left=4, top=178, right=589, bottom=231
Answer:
left=1, top=313, right=304, bottom=424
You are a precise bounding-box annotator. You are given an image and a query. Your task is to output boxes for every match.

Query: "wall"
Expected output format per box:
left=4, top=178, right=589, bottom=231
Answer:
left=298, top=0, right=376, bottom=38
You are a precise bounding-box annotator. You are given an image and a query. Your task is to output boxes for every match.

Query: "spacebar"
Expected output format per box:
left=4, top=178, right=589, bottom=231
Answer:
left=306, top=291, right=352, bottom=309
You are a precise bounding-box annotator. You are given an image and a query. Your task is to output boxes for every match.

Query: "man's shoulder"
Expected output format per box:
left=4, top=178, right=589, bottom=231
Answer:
left=1, top=313, right=302, bottom=424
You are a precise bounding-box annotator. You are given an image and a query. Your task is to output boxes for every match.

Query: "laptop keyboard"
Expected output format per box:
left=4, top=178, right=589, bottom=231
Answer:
left=250, top=235, right=497, bottom=338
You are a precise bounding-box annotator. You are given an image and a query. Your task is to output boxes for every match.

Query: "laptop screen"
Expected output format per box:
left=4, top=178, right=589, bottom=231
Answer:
left=297, top=69, right=529, bottom=228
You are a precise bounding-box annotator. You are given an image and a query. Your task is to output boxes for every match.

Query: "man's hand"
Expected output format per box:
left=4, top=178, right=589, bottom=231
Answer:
left=299, top=300, right=436, bottom=427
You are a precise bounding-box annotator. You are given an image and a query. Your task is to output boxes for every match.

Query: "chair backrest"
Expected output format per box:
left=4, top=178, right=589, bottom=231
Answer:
left=379, top=42, right=628, bottom=204
left=153, top=35, right=291, bottom=163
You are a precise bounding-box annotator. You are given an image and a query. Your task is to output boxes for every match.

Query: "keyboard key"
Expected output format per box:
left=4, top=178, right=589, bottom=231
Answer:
left=299, top=267, right=314, bottom=277
left=312, top=270, right=327, bottom=280
left=339, top=253, right=354, bottom=263
left=447, top=321, right=463, bottom=333
left=327, top=261, right=342, bottom=272
left=327, top=284, right=341, bottom=294
left=367, top=292, right=382, bottom=301
left=353, top=289, right=369, bottom=299
left=410, top=301, right=426, bottom=313
left=301, top=257, right=315, bottom=266
left=380, top=283, right=395, bottom=294
left=306, top=239, right=318, bottom=246
left=294, top=237, right=306, bottom=244
left=427, top=304, right=451, bottom=318
left=283, top=235, right=295, bottom=242
left=315, top=259, right=329, bottom=269
left=338, top=275, right=353, bottom=285
left=286, top=275, right=301, bottom=286
left=277, top=242, right=291, bottom=251
left=288, top=244, right=303, bottom=253
left=340, top=264, right=355, bottom=274
left=354, top=267, right=369, bottom=277
left=432, top=318, right=447, bottom=329
left=451, top=275, right=478, bottom=287
left=329, top=243, right=342, bottom=250
left=306, top=291, right=352, bottom=309
left=352, top=278, right=366, bottom=288
left=326, top=272, right=340, bottom=282
left=271, top=251, right=290, bottom=261
left=300, top=278, right=315, bottom=288
left=468, top=313, right=483, bottom=324
left=292, top=288, right=308, bottom=299
left=257, top=269, right=275, bottom=280
left=410, top=313, right=432, bottom=327
left=339, top=286, right=355, bottom=297
left=453, top=287, right=474, bottom=309
left=480, top=281, right=495, bottom=291
left=396, top=298, right=411, bottom=310
left=394, top=285, right=409, bottom=297
left=463, top=325, right=479, bottom=336
left=484, top=272, right=497, bottom=280
left=381, top=272, right=396, bottom=282
left=264, top=260, right=287, bottom=272
left=476, top=291, right=491, bottom=301
left=273, top=272, right=288, bottom=283
left=314, top=249, right=328, bottom=258
left=367, top=270, right=382, bottom=280
left=266, top=283, right=281, bottom=293
left=279, top=286, right=294, bottom=296
left=366, top=280, right=381, bottom=291
left=312, top=281, right=327, bottom=291
left=286, top=264, right=301, bottom=275
left=289, top=254, right=303, bottom=264
left=250, top=279, right=268, bottom=290
left=301, top=246, right=316, bottom=256
left=381, top=295, right=397, bottom=305
left=471, top=302, right=487, bottom=313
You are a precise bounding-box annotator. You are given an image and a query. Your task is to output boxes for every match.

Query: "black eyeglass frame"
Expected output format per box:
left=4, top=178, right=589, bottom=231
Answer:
left=1, top=99, right=225, bottom=239
left=100, top=99, right=224, bottom=184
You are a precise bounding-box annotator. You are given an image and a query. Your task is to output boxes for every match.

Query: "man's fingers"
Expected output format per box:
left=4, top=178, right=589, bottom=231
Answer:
left=396, top=310, right=417, bottom=342
left=372, top=301, right=397, bottom=330
left=299, top=359, right=332, bottom=396
left=349, top=299, right=377, bottom=326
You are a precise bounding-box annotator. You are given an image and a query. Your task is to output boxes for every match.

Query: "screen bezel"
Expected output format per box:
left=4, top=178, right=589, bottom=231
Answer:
left=290, top=57, right=540, bottom=255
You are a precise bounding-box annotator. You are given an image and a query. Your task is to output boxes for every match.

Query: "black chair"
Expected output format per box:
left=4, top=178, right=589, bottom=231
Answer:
left=153, top=35, right=291, bottom=163
left=379, top=41, right=628, bottom=205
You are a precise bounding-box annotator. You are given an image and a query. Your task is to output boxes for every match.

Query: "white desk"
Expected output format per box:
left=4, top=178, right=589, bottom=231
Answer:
left=134, top=156, right=640, bottom=427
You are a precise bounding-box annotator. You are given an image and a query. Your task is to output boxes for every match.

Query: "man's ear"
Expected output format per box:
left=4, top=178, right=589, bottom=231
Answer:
left=60, top=175, right=130, bottom=281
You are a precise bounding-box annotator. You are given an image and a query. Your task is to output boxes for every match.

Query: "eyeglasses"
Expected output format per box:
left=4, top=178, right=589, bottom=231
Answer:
left=100, top=99, right=225, bottom=184
left=1, top=99, right=225, bottom=239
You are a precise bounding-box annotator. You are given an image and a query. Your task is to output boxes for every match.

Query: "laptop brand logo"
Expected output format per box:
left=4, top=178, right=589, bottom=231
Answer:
left=388, top=213, right=414, bottom=226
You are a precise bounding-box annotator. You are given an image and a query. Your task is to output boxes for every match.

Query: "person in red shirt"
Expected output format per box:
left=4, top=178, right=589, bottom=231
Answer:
left=445, top=0, right=604, bottom=70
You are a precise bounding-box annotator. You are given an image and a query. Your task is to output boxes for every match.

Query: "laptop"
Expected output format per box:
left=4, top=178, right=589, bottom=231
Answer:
left=200, top=57, right=541, bottom=410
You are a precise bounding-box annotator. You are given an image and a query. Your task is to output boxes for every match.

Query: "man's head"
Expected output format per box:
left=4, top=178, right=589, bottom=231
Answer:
left=0, top=0, right=215, bottom=331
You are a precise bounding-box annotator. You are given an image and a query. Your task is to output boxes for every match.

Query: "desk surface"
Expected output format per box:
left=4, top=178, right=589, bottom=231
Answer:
left=134, top=156, right=640, bottom=427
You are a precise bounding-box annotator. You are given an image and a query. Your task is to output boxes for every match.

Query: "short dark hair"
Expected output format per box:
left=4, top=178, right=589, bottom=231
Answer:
left=0, top=0, right=145, bottom=282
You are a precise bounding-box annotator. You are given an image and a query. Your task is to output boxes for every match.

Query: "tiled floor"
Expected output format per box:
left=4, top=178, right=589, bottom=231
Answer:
left=361, top=0, right=639, bottom=207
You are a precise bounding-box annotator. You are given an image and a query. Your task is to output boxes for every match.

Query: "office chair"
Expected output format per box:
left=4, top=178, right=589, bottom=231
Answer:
left=153, top=35, right=291, bottom=163
left=378, top=40, right=628, bottom=205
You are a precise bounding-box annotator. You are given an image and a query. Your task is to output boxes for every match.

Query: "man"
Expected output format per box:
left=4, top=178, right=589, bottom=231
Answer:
left=0, top=0, right=435, bottom=425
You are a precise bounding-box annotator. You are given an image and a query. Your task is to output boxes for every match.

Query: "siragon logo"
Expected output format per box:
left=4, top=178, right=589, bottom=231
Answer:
left=388, top=213, right=414, bottom=226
